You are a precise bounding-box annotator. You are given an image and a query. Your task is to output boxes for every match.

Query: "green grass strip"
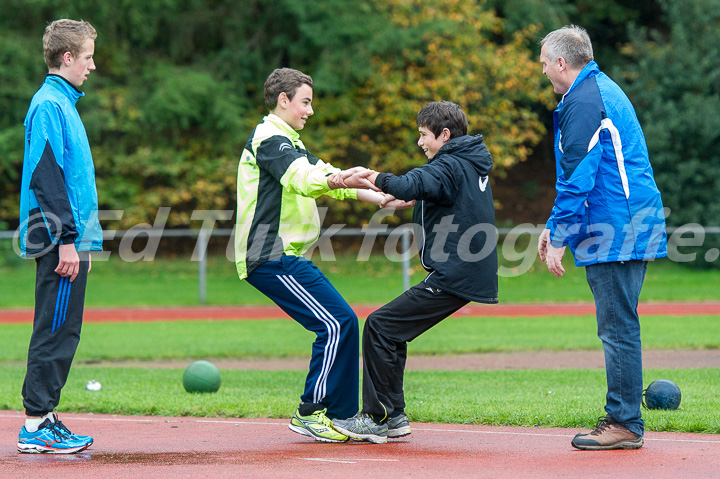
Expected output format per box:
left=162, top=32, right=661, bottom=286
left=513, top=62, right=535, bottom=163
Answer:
left=0, top=315, right=718, bottom=362
left=0, top=366, right=716, bottom=433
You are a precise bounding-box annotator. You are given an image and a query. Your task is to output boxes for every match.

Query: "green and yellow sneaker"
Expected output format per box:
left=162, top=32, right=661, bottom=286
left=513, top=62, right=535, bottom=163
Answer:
left=289, top=408, right=348, bottom=443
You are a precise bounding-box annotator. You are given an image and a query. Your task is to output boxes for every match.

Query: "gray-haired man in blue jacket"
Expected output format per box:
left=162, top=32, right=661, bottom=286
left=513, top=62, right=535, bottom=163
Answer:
left=538, top=25, right=667, bottom=451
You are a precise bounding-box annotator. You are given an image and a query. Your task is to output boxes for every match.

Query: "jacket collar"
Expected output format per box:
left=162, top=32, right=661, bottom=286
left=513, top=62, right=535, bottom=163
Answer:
left=266, top=113, right=300, bottom=142
left=560, top=61, right=599, bottom=105
left=45, top=74, right=84, bottom=104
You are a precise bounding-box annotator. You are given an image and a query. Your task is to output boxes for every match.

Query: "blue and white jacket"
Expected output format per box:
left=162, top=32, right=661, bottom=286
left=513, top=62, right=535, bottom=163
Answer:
left=18, top=75, right=102, bottom=257
left=546, top=61, right=667, bottom=266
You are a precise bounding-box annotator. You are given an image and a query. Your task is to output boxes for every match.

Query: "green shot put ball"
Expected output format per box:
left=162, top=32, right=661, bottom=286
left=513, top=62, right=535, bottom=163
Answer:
left=182, top=360, right=221, bottom=393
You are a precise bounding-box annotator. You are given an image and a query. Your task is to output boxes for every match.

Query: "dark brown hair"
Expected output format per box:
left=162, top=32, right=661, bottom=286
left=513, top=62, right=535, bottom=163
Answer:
left=264, top=68, right=313, bottom=110
left=417, top=101, right=468, bottom=139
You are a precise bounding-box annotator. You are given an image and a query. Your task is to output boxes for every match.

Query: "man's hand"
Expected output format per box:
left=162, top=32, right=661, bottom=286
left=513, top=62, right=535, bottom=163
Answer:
left=538, top=228, right=550, bottom=261
left=381, top=195, right=415, bottom=210
left=538, top=228, right=566, bottom=278
left=56, top=243, right=80, bottom=282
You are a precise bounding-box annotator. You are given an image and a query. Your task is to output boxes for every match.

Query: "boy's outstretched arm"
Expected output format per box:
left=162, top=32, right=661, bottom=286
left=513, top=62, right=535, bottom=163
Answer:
left=353, top=189, right=414, bottom=209
left=381, top=196, right=415, bottom=210
left=343, top=169, right=415, bottom=209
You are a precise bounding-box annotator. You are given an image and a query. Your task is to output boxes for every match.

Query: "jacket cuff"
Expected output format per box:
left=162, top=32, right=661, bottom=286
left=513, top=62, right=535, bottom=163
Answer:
left=375, top=172, right=392, bottom=193
left=59, top=231, right=78, bottom=245
left=547, top=220, right=576, bottom=248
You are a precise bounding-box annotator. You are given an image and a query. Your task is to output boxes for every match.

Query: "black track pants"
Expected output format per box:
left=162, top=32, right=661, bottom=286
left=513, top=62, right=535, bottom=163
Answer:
left=361, top=282, right=469, bottom=420
left=22, top=248, right=90, bottom=416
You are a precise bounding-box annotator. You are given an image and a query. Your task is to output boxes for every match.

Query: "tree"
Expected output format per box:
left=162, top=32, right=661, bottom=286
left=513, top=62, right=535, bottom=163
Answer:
left=310, top=0, right=556, bottom=224
left=618, top=0, right=720, bottom=268
left=0, top=0, right=554, bottom=231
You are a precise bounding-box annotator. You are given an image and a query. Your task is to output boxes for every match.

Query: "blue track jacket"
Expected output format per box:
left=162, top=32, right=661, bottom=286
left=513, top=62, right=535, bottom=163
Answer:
left=18, top=75, right=102, bottom=257
left=546, top=62, right=667, bottom=266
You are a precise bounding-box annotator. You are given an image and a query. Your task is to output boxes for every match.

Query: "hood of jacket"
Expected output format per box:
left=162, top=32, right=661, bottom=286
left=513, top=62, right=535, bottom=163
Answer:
left=431, top=134, right=492, bottom=175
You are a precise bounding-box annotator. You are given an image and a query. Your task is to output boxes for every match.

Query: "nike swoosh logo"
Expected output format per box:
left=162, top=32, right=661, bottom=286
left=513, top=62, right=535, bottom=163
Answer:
left=479, top=175, right=489, bottom=192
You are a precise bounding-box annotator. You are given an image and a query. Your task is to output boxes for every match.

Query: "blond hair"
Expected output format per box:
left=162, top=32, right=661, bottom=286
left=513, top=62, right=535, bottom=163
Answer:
left=43, top=19, right=97, bottom=70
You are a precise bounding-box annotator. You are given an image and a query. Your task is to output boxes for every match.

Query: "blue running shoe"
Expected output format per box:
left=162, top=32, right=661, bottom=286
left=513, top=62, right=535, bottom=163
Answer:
left=53, top=414, right=93, bottom=449
left=17, top=419, right=89, bottom=454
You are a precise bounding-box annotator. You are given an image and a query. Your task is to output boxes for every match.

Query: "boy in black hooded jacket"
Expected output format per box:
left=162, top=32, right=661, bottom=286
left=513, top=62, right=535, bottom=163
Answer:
left=332, top=101, right=498, bottom=443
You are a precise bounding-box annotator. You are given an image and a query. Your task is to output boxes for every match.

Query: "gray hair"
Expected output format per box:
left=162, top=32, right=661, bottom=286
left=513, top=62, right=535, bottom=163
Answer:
left=540, top=25, right=593, bottom=69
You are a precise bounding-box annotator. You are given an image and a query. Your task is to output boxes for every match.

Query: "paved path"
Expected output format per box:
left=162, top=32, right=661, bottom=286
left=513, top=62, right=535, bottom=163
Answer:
left=2, top=301, right=720, bottom=323
left=82, top=348, right=720, bottom=371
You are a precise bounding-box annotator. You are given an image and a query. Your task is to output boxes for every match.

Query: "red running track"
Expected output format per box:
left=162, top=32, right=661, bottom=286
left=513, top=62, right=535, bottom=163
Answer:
left=1, top=412, right=719, bottom=478
left=2, top=301, right=720, bottom=323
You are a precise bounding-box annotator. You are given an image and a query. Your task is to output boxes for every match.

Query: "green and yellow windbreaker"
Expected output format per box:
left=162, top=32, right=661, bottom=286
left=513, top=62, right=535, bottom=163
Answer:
left=235, top=114, right=356, bottom=279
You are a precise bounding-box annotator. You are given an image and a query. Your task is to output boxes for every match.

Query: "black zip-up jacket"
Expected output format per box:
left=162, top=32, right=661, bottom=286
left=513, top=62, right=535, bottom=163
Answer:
left=375, top=134, right=498, bottom=303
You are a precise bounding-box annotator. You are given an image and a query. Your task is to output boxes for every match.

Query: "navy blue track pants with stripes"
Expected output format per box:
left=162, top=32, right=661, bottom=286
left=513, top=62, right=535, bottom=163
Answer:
left=246, top=255, right=359, bottom=419
left=22, top=247, right=90, bottom=416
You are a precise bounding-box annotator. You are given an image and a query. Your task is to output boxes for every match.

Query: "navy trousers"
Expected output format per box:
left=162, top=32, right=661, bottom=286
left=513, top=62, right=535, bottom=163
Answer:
left=246, top=255, right=359, bottom=419
left=22, top=247, right=90, bottom=416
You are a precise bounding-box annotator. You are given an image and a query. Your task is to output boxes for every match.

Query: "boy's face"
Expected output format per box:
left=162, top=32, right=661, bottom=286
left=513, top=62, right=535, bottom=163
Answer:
left=60, top=38, right=96, bottom=87
left=274, top=83, right=314, bottom=130
left=417, top=126, right=449, bottom=159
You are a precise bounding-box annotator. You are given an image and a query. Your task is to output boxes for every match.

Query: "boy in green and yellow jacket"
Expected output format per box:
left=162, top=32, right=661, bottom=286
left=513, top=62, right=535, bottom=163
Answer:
left=234, top=68, right=401, bottom=443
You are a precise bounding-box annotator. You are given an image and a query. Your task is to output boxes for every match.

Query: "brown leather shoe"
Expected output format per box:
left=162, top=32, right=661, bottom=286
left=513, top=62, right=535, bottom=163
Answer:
left=571, top=416, right=644, bottom=450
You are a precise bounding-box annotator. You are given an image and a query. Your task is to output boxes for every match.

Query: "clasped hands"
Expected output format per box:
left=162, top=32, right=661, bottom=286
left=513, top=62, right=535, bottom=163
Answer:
left=328, top=167, right=415, bottom=209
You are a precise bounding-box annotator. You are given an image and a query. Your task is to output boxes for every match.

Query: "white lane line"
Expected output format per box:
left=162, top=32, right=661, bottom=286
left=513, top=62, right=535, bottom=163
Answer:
left=197, top=419, right=285, bottom=426
left=301, top=458, right=356, bottom=464
left=413, top=427, right=573, bottom=438
left=413, top=427, right=720, bottom=444
left=0, top=414, right=155, bottom=423
left=645, top=438, right=720, bottom=444
left=300, top=458, right=399, bottom=464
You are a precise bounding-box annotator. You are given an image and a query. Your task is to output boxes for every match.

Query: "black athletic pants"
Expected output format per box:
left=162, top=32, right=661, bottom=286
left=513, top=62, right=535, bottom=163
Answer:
left=361, top=282, right=469, bottom=421
left=22, top=247, right=90, bottom=416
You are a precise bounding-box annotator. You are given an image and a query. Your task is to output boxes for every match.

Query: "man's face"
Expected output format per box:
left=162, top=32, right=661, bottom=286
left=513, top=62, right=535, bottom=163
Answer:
left=276, top=83, right=314, bottom=130
left=417, top=126, right=447, bottom=159
left=65, top=38, right=96, bottom=87
left=540, top=44, right=566, bottom=94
